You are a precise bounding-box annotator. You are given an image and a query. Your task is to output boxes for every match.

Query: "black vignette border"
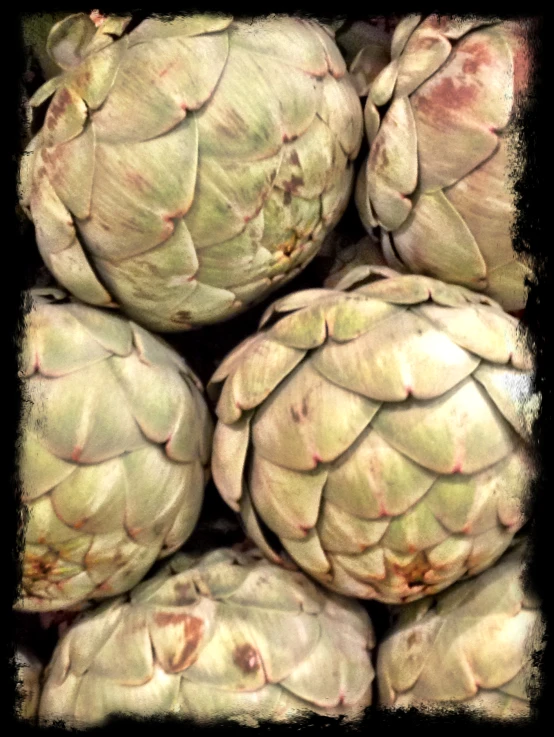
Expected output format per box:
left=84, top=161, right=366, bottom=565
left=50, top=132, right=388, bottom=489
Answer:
left=8, top=3, right=549, bottom=736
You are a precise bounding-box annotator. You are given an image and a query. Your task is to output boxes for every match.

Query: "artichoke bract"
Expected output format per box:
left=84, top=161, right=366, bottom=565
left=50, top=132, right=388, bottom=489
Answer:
left=355, top=15, right=533, bottom=312
left=39, top=547, right=375, bottom=727
left=377, top=543, right=543, bottom=719
left=16, top=648, right=43, bottom=721
left=209, top=267, right=536, bottom=604
left=20, top=12, right=363, bottom=331
left=17, top=289, right=212, bottom=612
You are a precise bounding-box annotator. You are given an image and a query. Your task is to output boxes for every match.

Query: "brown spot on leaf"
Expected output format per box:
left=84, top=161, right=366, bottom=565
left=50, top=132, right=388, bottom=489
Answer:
left=289, top=396, right=308, bottom=422
left=283, top=176, right=304, bottom=194
left=233, top=643, right=260, bottom=674
left=46, top=87, right=74, bottom=130
left=414, top=76, right=478, bottom=118
left=174, top=310, right=192, bottom=323
left=283, top=190, right=292, bottom=206
left=289, top=150, right=301, bottom=166
left=460, top=41, right=493, bottom=76
left=155, top=613, right=204, bottom=672
left=155, top=611, right=193, bottom=627
left=173, top=582, right=192, bottom=603
left=111, top=549, right=125, bottom=566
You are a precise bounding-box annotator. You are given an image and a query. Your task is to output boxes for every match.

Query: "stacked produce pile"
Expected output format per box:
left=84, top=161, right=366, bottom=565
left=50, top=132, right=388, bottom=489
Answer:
left=14, top=11, right=543, bottom=728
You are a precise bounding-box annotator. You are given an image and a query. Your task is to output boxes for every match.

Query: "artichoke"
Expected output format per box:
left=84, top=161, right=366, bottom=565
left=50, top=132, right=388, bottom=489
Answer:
left=39, top=547, right=375, bottom=727
left=16, top=647, right=43, bottom=721
left=209, top=267, right=536, bottom=603
left=355, top=15, right=533, bottom=312
left=377, top=542, right=544, bottom=719
left=17, top=289, right=212, bottom=612
left=20, top=12, right=363, bottom=331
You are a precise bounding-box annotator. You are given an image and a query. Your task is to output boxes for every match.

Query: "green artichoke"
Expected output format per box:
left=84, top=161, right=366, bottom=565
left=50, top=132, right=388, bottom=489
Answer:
left=377, top=542, right=543, bottom=719
left=209, top=267, right=536, bottom=603
left=20, top=12, right=363, bottom=331
left=39, top=547, right=375, bottom=727
left=355, top=15, right=533, bottom=312
left=17, top=289, right=212, bottom=612
left=16, top=647, right=43, bottom=721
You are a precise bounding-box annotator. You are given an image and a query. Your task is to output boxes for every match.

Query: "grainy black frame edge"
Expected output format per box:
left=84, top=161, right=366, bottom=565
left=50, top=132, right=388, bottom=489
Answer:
left=9, top=3, right=548, bottom=736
